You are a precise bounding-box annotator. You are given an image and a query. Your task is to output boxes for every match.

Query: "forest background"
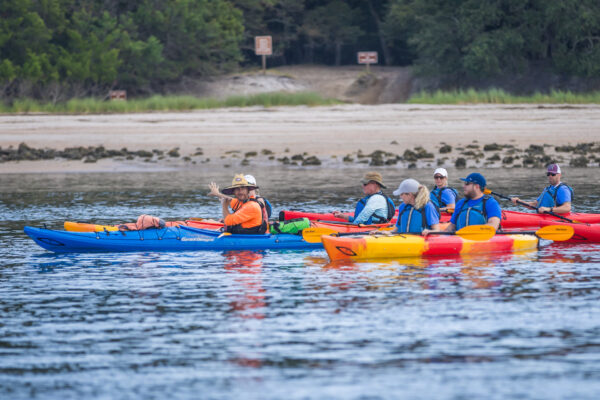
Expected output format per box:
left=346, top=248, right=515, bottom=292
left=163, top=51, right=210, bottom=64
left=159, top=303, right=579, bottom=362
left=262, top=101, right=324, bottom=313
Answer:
left=1, top=0, right=599, bottom=103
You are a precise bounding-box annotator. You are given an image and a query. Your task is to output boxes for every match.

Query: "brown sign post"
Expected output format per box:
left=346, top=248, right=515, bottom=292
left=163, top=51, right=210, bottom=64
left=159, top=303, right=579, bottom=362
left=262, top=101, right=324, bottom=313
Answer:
left=255, top=36, right=272, bottom=74
left=357, top=51, right=378, bottom=73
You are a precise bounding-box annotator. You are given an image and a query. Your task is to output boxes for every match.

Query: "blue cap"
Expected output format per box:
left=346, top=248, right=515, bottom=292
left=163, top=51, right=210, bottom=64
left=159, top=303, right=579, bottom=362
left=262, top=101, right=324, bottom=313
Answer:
left=460, top=172, right=486, bottom=188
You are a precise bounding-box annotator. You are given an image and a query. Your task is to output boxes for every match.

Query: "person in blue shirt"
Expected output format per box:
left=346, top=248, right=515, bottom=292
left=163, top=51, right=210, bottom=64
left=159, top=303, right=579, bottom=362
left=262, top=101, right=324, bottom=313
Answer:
left=429, top=167, right=458, bottom=213
left=384, top=179, right=440, bottom=234
left=510, top=163, right=573, bottom=214
left=333, top=171, right=395, bottom=225
left=424, top=172, right=502, bottom=234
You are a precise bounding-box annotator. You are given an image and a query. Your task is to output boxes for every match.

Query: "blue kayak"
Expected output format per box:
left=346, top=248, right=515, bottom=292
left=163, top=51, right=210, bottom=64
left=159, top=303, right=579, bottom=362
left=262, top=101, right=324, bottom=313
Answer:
left=24, top=225, right=322, bottom=253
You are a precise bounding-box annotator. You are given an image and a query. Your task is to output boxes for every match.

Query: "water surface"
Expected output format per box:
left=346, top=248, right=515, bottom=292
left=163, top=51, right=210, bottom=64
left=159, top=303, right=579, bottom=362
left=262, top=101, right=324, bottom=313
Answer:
left=1, top=167, right=599, bottom=399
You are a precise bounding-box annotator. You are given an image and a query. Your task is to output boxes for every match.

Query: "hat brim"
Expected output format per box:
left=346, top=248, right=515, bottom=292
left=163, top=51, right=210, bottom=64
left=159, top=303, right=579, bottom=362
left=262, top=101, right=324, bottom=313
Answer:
left=361, top=180, right=386, bottom=189
left=460, top=178, right=485, bottom=187
left=392, top=189, right=401, bottom=196
left=222, top=185, right=258, bottom=195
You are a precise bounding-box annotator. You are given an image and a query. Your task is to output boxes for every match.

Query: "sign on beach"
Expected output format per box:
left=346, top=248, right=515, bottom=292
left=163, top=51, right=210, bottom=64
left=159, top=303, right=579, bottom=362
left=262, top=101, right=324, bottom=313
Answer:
left=255, top=36, right=272, bottom=55
left=109, top=90, right=127, bottom=100
left=357, top=51, right=378, bottom=73
left=357, top=52, right=378, bottom=65
left=255, top=35, right=272, bottom=74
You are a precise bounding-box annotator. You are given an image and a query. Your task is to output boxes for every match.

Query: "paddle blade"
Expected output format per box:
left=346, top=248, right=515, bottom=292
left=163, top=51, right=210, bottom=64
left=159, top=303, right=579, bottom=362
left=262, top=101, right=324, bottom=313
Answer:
left=302, top=227, right=337, bottom=243
left=454, top=225, right=496, bottom=241
left=535, top=225, right=574, bottom=241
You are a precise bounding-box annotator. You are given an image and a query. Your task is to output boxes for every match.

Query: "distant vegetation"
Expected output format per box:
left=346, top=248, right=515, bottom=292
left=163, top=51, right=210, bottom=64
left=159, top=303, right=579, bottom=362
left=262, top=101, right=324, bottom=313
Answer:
left=0, top=92, right=340, bottom=114
left=408, top=89, right=600, bottom=104
left=1, top=0, right=599, bottom=103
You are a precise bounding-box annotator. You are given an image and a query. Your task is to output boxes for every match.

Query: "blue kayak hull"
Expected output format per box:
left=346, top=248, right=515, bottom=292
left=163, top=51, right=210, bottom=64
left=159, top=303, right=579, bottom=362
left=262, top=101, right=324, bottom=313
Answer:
left=24, top=225, right=322, bottom=253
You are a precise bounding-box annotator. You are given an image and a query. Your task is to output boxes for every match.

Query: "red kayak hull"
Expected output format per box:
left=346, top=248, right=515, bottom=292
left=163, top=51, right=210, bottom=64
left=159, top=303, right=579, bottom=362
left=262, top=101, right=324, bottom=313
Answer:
left=539, top=220, right=600, bottom=243
left=281, top=209, right=600, bottom=230
left=280, top=210, right=453, bottom=223
left=500, top=210, right=600, bottom=228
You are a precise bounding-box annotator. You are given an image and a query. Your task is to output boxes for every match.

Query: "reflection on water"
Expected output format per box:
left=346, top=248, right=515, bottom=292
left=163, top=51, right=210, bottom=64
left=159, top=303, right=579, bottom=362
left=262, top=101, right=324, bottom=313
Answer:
left=1, top=167, right=600, bottom=399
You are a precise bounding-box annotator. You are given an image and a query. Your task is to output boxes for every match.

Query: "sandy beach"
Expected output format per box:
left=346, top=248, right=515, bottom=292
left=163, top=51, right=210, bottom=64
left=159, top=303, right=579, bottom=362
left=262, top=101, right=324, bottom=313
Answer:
left=1, top=104, right=599, bottom=173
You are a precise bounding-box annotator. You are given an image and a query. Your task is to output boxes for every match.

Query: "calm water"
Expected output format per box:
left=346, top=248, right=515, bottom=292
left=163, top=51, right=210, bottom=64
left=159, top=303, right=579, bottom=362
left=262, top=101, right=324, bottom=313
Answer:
left=1, top=167, right=599, bottom=400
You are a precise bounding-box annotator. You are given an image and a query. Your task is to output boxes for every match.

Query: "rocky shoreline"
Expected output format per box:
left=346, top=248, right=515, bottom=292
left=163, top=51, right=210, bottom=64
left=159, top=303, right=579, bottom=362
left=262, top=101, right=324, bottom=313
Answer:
left=3, top=141, right=598, bottom=171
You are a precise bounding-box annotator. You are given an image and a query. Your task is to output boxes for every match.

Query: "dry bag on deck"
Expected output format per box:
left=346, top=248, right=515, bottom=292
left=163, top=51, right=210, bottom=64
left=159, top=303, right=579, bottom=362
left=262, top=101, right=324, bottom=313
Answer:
left=269, top=218, right=310, bottom=235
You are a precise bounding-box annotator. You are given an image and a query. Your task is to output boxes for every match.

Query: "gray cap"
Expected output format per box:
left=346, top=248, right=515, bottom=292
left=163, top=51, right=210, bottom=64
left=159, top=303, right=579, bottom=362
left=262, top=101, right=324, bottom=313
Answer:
left=393, top=179, right=420, bottom=196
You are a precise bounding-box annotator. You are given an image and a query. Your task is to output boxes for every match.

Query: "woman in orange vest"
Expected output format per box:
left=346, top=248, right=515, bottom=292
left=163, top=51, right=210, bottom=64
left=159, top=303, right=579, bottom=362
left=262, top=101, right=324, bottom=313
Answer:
left=208, top=174, right=267, bottom=234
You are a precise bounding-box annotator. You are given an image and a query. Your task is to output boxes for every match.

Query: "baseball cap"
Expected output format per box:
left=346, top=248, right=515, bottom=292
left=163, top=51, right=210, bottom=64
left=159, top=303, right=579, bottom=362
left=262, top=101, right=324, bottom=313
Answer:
left=393, top=178, right=420, bottom=196
left=460, top=172, right=486, bottom=188
left=434, top=168, right=448, bottom=178
left=244, top=175, right=257, bottom=186
left=547, top=164, right=561, bottom=174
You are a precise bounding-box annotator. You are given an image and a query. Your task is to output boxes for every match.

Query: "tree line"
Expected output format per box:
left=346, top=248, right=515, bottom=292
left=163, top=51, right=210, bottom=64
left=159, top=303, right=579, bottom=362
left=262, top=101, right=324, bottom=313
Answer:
left=1, top=0, right=599, bottom=101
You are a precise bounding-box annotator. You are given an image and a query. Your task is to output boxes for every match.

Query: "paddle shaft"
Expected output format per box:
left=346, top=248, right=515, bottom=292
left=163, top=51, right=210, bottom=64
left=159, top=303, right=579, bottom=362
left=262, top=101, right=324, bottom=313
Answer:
left=486, top=190, right=576, bottom=223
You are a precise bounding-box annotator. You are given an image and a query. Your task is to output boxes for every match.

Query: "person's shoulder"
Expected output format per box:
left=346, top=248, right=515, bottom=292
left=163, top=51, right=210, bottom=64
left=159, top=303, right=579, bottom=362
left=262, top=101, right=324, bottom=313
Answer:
left=485, top=196, right=502, bottom=211
left=455, top=198, right=467, bottom=207
left=425, top=202, right=437, bottom=211
left=398, top=203, right=407, bottom=212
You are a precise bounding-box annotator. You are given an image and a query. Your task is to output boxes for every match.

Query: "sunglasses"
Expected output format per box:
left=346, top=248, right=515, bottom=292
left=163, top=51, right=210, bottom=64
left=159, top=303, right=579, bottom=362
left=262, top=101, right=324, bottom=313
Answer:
left=463, top=182, right=473, bottom=186
left=547, top=173, right=557, bottom=176
left=434, top=175, right=445, bottom=179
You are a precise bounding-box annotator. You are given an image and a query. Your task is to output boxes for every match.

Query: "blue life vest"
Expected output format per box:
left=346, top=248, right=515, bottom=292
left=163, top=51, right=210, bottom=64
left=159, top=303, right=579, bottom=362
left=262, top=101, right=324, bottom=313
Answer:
left=430, top=187, right=459, bottom=209
left=538, top=183, right=574, bottom=208
left=455, top=196, right=490, bottom=230
left=259, top=197, right=273, bottom=218
left=354, top=192, right=396, bottom=224
left=396, top=203, right=432, bottom=233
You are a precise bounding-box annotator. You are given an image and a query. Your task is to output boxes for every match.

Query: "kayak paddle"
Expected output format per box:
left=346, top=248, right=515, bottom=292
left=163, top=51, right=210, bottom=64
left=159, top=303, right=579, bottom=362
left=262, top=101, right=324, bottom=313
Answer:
left=302, top=224, right=495, bottom=243
left=483, top=189, right=581, bottom=224
left=497, top=225, right=574, bottom=241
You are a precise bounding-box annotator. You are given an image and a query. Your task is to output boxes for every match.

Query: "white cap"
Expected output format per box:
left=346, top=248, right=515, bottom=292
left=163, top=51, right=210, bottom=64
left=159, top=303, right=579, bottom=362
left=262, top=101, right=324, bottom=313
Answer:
left=244, top=175, right=257, bottom=186
left=434, top=168, right=448, bottom=177
left=393, top=179, right=420, bottom=196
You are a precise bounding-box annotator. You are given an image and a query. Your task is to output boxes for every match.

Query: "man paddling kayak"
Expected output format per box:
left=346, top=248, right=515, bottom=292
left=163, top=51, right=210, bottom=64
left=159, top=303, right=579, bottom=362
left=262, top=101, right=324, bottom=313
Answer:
left=424, top=172, right=501, bottom=234
left=429, top=167, right=458, bottom=213
left=510, top=163, right=573, bottom=214
left=332, top=171, right=395, bottom=225
left=208, top=174, right=268, bottom=234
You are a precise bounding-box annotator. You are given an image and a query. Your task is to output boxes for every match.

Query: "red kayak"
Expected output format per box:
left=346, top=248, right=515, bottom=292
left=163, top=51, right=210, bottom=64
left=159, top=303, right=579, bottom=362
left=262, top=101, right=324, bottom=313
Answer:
left=280, top=209, right=600, bottom=228
left=539, top=220, right=600, bottom=243
left=279, top=210, right=353, bottom=223
left=500, top=210, right=600, bottom=228
left=280, top=210, right=453, bottom=223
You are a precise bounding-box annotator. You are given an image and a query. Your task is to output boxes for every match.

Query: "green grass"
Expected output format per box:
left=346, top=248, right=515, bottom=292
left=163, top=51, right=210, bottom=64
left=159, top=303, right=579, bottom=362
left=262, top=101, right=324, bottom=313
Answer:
left=0, top=91, right=341, bottom=114
left=408, top=88, right=600, bottom=104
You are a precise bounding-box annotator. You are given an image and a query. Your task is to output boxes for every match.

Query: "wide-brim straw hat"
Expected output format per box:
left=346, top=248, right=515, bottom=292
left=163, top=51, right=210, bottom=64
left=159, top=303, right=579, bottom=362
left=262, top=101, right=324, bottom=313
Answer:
left=361, top=171, right=387, bottom=189
left=222, top=173, right=259, bottom=195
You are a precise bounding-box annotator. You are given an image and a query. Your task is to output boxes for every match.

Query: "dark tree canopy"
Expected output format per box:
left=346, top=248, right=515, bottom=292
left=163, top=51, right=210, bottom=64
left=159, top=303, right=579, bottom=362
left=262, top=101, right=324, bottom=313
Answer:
left=1, top=0, right=598, bottom=100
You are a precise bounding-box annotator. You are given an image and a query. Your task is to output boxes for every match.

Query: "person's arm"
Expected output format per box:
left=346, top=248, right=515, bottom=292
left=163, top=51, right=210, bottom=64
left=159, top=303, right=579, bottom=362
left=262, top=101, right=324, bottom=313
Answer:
left=485, top=199, right=502, bottom=231
left=510, top=197, right=538, bottom=208
left=486, top=217, right=500, bottom=230
left=422, top=203, right=441, bottom=234
left=424, top=222, right=454, bottom=235
left=208, top=182, right=234, bottom=202
left=332, top=211, right=352, bottom=221
left=440, top=190, right=456, bottom=212
left=353, top=195, right=386, bottom=224
left=539, top=187, right=572, bottom=214
left=221, top=198, right=232, bottom=220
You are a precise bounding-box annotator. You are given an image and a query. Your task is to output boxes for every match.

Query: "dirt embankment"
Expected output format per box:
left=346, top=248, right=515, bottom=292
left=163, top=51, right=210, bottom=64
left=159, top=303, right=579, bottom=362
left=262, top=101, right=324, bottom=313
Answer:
left=172, top=65, right=415, bottom=104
